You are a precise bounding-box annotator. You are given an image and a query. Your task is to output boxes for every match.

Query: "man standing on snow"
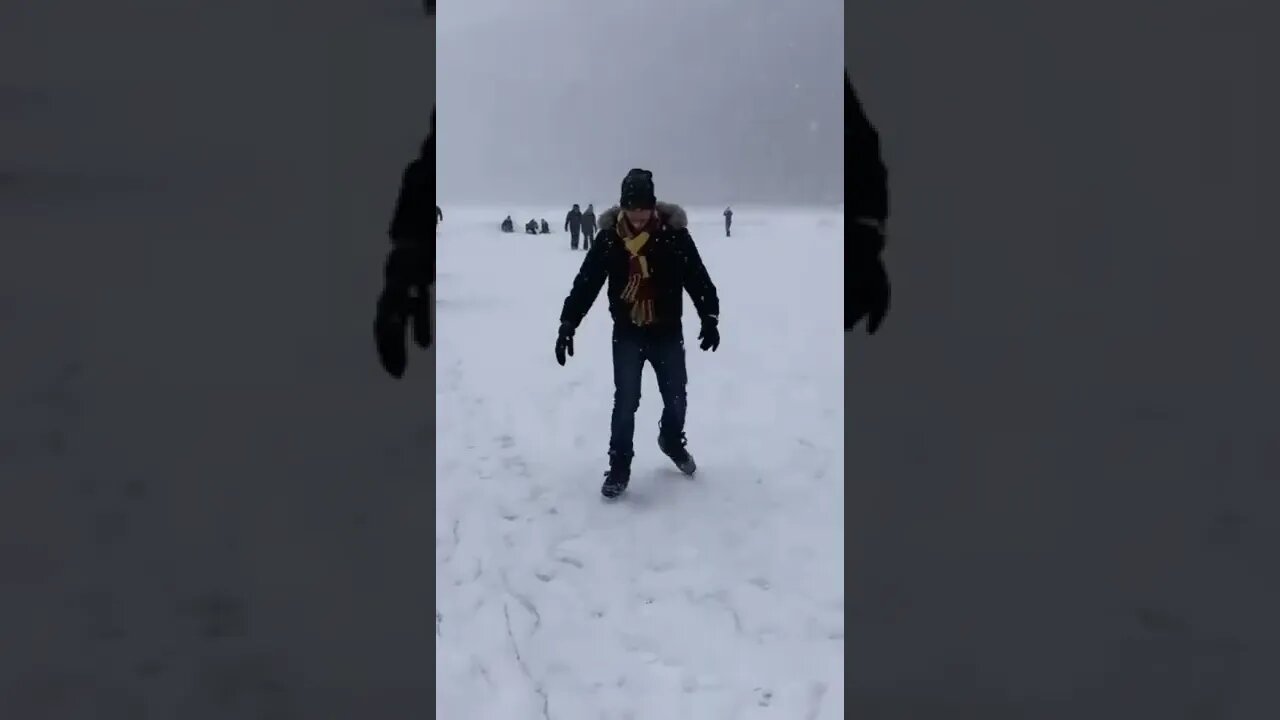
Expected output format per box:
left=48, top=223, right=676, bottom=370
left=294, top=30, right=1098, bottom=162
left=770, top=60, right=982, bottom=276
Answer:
left=847, top=72, right=891, bottom=334
left=723, top=206, right=733, bottom=237
left=554, top=169, right=721, bottom=499
left=565, top=203, right=583, bottom=249
left=580, top=203, right=597, bottom=250
left=374, top=113, right=435, bottom=379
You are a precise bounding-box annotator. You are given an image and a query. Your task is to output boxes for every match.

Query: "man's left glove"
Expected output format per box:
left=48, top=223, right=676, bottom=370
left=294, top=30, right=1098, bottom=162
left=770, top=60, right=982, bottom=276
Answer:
left=698, top=316, right=720, bottom=352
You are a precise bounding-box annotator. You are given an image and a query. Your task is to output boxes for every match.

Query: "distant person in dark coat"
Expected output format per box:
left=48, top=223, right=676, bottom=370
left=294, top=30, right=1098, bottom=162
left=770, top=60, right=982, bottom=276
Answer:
left=581, top=204, right=597, bottom=250
left=540, top=219, right=551, bottom=234
left=565, top=204, right=583, bottom=249
left=526, top=219, right=540, bottom=235
left=723, top=206, right=733, bottom=237
left=501, top=215, right=515, bottom=233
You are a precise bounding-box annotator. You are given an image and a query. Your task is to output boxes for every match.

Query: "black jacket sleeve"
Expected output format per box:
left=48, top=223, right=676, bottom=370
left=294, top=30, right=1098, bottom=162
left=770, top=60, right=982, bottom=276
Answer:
left=846, top=74, right=888, bottom=224
left=678, top=230, right=720, bottom=321
left=386, top=119, right=435, bottom=285
left=389, top=158, right=434, bottom=244
left=558, top=234, right=610, bottom=328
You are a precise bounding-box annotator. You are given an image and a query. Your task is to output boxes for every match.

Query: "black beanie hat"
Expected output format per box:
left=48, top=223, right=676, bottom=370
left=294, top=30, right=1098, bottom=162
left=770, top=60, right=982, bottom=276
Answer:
left=619, top=168, right=656, bottom=210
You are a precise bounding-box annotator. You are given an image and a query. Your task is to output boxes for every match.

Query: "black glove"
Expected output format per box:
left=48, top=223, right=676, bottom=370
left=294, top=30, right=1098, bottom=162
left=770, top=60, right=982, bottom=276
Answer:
left=698, top=316, right=720, bottom=351
left=375, top=243, right=432, bottom=379
left=375, top=289, right=411, bottom=379
left=555, top=322, right=575, bottom=365
left=847, top=220, right=890, bottom=334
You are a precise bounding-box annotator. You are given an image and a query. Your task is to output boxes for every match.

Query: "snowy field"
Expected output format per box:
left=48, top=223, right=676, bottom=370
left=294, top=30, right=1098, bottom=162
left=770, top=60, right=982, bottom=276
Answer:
left=435, top=205, right=845, bottom=718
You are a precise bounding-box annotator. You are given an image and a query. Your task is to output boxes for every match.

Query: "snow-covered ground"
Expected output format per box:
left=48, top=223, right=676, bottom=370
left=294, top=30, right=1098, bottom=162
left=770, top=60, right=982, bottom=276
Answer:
left=435, top=206, right=844, bottom=718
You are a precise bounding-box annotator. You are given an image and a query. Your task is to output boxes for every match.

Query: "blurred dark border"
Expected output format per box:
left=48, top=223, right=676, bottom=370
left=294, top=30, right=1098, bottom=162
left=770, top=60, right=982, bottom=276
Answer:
left=2, top=1, right=437, bottom=716
left=846, top=1, right=1277, bottom=718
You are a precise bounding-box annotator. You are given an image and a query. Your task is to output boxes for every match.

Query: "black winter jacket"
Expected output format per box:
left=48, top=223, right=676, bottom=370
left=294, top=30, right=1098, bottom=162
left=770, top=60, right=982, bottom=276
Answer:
left=560, top=202, right=719, bottom=335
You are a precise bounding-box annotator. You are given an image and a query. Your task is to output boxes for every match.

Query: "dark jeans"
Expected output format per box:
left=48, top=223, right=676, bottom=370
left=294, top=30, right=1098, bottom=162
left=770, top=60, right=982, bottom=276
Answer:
left=569, top=228, right=580, bottom=249
left=609, top=326, right=688, bottom=458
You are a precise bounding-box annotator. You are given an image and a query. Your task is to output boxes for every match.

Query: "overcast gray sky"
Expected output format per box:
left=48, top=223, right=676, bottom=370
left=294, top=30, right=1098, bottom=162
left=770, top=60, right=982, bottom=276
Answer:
left=437, top=0, right=842, bottom=207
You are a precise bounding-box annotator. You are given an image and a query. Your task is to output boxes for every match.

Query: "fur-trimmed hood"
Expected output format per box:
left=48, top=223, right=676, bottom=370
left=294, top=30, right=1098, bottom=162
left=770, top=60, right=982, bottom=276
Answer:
left=598, top=201, right=688, bottom=232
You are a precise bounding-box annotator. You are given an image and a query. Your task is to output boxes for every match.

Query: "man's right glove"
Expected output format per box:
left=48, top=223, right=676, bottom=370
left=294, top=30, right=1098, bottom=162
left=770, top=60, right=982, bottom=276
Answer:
left=554, top=322, right=575, bottom=366
left=847, top=219, right=890, bottom=334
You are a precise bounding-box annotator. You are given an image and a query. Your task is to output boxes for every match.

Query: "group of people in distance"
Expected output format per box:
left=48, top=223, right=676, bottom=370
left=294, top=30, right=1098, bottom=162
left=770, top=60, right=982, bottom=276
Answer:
left=499, top=216, right=553, bottom=235
left=497, top=204, right=599, bottom=246
left=563, top=204, right=598, bottom=249
left=499, top=213, right=550, bottom=234
left=500, top=202, right=735, bottom=248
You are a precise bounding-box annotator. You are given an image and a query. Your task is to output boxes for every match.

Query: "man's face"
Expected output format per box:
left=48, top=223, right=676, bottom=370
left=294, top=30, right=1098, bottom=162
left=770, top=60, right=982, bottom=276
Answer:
left=624, top=208, right=654, bottom=227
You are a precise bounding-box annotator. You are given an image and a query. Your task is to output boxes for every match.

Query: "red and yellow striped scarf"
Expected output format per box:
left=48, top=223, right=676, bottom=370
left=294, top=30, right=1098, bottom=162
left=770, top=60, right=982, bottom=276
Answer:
left=616, top=213, right=659, bottom=326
